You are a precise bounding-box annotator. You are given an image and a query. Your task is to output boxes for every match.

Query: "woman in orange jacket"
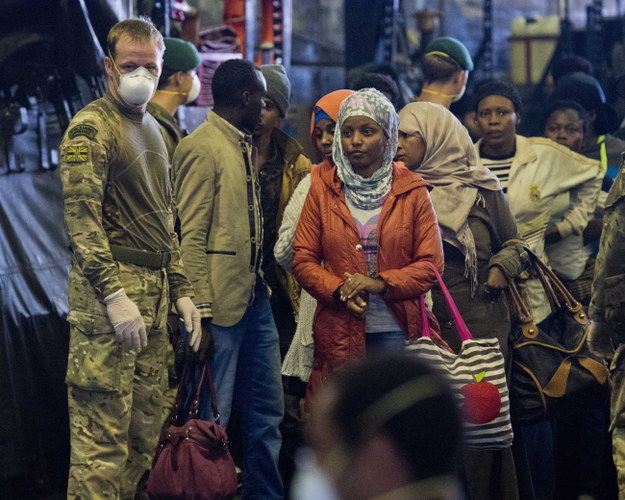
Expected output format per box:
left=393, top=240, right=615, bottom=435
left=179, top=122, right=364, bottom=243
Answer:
left=292, top=88, right=447, bottom=398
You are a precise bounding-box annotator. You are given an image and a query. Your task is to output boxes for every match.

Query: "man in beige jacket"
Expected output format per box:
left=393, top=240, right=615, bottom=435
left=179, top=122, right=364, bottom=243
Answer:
left=173, top=58, right=284, bottom=499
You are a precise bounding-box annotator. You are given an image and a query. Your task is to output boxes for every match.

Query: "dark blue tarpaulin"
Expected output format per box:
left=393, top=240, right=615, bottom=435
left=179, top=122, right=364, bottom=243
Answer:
left=0, top=164, right=72, bottom=492
left=0, top=2, right=118, bottom=494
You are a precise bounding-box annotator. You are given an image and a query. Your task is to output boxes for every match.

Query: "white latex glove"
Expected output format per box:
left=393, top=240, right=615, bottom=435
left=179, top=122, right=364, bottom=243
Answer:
left=175, top=296, right=202, bottom=352
left=587, top=321, right=616, bottom=359
left=104, top=290, right=147, bottom=352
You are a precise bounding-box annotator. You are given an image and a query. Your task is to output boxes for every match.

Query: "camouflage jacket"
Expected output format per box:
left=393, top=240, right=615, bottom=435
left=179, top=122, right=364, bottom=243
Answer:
left=147, top=101, right=185, bottom=161
left=589, top=163, right=625, bottom=333
left=60, top=92, right=194, bottom=303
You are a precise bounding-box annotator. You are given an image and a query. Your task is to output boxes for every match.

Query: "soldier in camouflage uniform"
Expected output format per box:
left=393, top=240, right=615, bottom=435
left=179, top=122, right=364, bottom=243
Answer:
left=588, top=159, right=625, bottom=495
left=59, top=18, right=201, bottom=499
left=148, top=36, right=201, bottom=160
left=147, top=37, right=202, bottom=426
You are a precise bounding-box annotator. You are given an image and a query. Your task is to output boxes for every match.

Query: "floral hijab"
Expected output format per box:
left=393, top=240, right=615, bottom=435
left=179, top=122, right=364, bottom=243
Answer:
left=333, top=88, right=399, bottom=210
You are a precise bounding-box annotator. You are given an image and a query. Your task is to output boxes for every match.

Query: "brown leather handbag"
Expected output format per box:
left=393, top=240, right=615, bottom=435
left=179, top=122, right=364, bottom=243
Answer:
left=506, top=248, right=609, bottom=425
left=147, top=360, right=238, bottom=500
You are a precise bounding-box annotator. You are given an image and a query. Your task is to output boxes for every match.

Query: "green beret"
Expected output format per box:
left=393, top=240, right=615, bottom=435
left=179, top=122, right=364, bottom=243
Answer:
left=162, top=37, right=201, bottom=72
left=424, top=37, right=474, bottom=71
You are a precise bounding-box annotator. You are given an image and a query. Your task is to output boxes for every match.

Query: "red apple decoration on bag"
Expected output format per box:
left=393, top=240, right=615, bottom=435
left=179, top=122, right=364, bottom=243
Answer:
left=460, top=371, right=501, bottom=424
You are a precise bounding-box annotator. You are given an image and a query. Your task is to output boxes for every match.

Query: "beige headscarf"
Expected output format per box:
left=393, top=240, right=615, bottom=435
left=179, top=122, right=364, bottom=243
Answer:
left=398, top=101, right=501, bottom=294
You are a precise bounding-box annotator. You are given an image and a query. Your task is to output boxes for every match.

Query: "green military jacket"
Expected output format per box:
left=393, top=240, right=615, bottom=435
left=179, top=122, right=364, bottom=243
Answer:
left=147, top=101, right=185, bottom=160
left=590, top=161, right=625, bottom=335
left=60, top=93, right=194, bottom=320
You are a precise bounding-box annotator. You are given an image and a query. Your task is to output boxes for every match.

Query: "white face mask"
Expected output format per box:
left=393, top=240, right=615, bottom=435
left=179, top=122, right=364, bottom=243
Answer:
left=154, top=72, right=201, bottom=104
left=117, top=66, right=158, bottom=107
left=185, top=73, right=201, bottom=104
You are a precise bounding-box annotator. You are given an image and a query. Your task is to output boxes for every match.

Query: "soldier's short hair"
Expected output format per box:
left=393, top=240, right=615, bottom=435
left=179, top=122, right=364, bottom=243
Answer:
left=421, top=54, right=462, bottom=85
left=157, top=67, right=178, bottom=89
left=107, top=16, right=165, bottom=60
left=212, top=59, right=263, bottom=109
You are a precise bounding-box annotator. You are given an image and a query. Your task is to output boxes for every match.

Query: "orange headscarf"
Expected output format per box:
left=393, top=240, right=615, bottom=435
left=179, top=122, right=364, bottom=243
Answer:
left=309, top=89, right=354, bottom=154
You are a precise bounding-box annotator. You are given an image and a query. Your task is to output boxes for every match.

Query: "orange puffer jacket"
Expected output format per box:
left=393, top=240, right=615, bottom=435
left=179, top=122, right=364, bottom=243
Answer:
left=293, top=161, right=447, bottom=397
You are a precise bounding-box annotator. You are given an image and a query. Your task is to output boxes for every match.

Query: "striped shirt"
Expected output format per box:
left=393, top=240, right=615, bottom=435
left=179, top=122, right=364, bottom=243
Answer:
left=481, top=155, right=514, bottom=193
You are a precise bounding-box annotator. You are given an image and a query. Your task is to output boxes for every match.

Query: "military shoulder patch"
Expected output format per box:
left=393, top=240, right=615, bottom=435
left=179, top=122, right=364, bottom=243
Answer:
left=66, top=146, right=89, bottom=163
left=68, top=124, right=97, bottom=140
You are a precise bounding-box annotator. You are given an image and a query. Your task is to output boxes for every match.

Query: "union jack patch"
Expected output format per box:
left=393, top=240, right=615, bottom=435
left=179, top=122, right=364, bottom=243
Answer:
left=66, top=146, right=89, bottom=163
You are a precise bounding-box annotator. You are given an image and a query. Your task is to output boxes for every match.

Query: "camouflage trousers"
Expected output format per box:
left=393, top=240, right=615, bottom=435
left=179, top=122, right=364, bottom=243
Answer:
left=65, top=263, right=169, bottom=499
left=610, top=344, right=625, bottom=498
left=160, top=311, right=183, bottom=428
left=161, top=343, right=178, bottom=427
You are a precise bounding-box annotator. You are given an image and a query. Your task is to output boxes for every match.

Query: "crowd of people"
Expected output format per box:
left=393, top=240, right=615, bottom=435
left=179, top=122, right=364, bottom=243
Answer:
left=57, top=15, right=625, bottom=500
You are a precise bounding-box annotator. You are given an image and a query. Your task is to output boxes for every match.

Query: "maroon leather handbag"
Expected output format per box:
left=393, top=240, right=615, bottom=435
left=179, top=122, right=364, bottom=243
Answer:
left=147, top=360, right=238, bottom=499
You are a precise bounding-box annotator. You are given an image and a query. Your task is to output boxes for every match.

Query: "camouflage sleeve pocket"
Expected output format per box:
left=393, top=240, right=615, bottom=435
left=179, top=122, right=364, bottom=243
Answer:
left=65, top=267, right=137, bottom=392
left=604, top=274, right=625, bottom=331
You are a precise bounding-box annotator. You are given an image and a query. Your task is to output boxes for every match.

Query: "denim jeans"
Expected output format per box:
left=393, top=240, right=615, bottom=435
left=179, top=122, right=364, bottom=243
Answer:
left=187, top=283, right=284, bottom=499
left=365, top=330, right=407, bottom=353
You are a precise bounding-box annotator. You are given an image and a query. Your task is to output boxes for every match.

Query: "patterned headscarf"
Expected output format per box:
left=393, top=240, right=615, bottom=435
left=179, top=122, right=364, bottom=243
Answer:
left=398, top=101, right=501, bottom=294
left=333, top=88, right=399, bottom=210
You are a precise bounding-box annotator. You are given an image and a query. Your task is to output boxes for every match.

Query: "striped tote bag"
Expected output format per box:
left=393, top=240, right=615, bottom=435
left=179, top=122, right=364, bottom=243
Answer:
left=406, top=262, right=513, bottom=450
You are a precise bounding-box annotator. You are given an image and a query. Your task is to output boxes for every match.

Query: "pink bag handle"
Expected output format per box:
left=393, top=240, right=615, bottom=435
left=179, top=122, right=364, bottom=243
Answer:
left=419, top=261, right=473, bottom=342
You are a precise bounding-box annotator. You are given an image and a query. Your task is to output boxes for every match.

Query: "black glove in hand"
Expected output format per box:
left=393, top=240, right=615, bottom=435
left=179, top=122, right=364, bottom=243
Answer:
left=196, top=318, right=214, bottom=363
left=480, top=283, right=502, bottom=303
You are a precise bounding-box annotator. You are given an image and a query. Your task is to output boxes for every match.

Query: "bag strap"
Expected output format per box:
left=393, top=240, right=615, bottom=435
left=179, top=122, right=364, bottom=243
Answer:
left=171, top=359, right=221, bottom=425
left=419, top=294, right=430, bottom=336
left=504, top=279, right=541, bottom=339
left=533, top=258, right=563, bottom=312
left=521, top=246, right=586, bottom=321
left=528, top=249, right=578, bottom=310
left=501, top=238, right=524, bottom=248
left=170, top=361, right=190, bottom=426
left=188, top=360, right=221, bottom=423
left=501, top=240, right=569, bottom=312
left=420, top=261, right=473, bottom=341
